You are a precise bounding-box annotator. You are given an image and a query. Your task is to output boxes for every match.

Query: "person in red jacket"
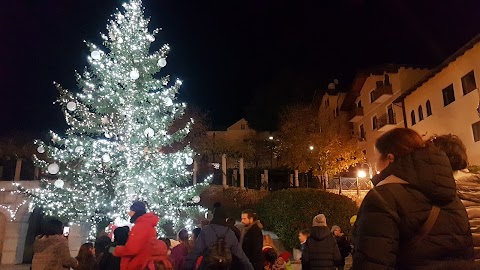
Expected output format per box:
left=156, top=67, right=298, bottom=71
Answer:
left=113, top=201, right=159, bottom=270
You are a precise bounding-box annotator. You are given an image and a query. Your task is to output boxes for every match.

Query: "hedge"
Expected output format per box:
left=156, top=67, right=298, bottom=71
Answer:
left=200, top=185, right=268, bottom=219
left=256, top=188, right=358, bottom=250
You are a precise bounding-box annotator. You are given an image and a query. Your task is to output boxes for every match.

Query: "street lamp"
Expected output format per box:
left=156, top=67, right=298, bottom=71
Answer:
left=357, top=170, right=367, bottom=178
left=309, top=145, right=314, bottom=151
left=356, top=163, right=374, bottom=195
left=268, top=136, right=274, bottom=168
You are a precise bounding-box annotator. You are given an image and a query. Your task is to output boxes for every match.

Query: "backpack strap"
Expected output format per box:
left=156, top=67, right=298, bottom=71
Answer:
left=406, top=205, right=441, bottom=248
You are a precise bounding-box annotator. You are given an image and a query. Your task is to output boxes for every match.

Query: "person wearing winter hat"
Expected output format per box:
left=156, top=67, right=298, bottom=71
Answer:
left=301, top=214, right=342, bottom=270
left=331, top=225, right=351, bottom=270
left=113, top=201, right=160, bottom=270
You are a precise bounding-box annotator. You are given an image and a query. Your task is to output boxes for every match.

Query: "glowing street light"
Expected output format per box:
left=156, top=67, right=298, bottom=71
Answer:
left=269, top=136, right=274, bottom=140
left=357, top=170, right=367, bottom=178
left=309, top=145, right=314, bottom=151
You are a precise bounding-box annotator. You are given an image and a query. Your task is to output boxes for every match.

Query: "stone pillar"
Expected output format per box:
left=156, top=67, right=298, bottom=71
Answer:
left=14, top=159, right=22, bottom=181
left=68, top=222, right=90, bottom=257
left=34, top=167, right=40, bottom=180
left=289, top=174, right=294, bottom=187
left=239, top=158, right=245, bottom=189
left=232, top=169, right=238, bottom=187
left=261, top=169, right=269, bottom=191
left=193, top=160, right=198, bottom=185
left=1, top=207, right=30, bottom=264
left=222, top=154, right=227, bottom=187
left=294, top=170, right=299, bottom=187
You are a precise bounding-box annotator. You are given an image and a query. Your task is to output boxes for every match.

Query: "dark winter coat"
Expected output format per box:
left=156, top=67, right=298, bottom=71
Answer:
left=229, top=224, right=242, bottom=241
left=352, top=146, right=474, bottom=270
left=454, top=170, right=480, bottom=269
left=333, top=235, right=351, bottom=265
left=182, top=224, right=254, bottom=270
left=32, top=234, right=78, bottom=270
left=114, top=212, right=159, bottom=270
left=301, top=226, right=342, bottom=270
left=98, top=243, right=121, bottom=270
left=241, top=221, right=264, bottom=270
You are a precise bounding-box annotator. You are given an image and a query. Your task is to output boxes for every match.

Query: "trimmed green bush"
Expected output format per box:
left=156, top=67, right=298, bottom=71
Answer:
left=200, top=185, right=268, bottom=219
left=256, top=188, right=358, bottom=250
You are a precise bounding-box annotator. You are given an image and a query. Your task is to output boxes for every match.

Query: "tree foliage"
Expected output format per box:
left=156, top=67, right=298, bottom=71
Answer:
left=278, top=103, right=364, bottom=175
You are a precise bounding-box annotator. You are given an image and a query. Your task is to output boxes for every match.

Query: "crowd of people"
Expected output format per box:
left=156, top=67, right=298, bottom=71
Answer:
left=30, top=128, right=480, bottom=270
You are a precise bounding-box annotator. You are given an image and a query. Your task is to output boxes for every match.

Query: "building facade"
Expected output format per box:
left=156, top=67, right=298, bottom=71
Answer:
left=395, top=35, right=480, bottom=165
left=341, top=66, right=430, bottom=165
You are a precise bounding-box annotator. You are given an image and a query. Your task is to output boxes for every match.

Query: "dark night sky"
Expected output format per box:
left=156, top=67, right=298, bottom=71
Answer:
left=2, top=0, right=480, bottom=136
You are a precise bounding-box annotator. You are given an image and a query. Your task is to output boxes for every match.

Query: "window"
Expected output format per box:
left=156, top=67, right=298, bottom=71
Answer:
left=370, top=91, right=375, bottom=103
left=473, top=121, right=480, bottom=142
left=411, top=110, right=416, bottom=126
left=372, top=116, right=378, bottom=130
left=462, top=70, right=476, bottom=95
left=358, top=100, right=363, bottom=108
left=240, top=124, right=245, bottom=130
left=418, top=106, right=424, bottom=121
left=360, top=124, right=366, bottom=139
left=442, top=84, right=455, bottom=106
left=362, top=149, right=367, bottom=155
left=426, top=100, right=432, bottom=116
left=326, top=98, right=330, bottom=107
left=336, top=107, right=340, bottom=116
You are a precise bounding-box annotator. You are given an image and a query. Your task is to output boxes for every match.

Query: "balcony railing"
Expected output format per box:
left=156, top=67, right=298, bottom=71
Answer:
left=349, top=107, right=364, bottom=122
left=377, top=113, right=396, bottom=131
left=371, top=83, right=393, bottom=103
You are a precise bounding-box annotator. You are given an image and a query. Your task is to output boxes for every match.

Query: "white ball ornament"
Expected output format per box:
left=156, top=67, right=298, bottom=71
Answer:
left=117, top=37, right=124, bottom=43
left=157, top=58, right=167, bottom=67
left=144, top=128, right=155, bottom=137
left=165, top=97, right=173, bottom=107
left=48, top=163, right=60, bottom=175
left=54, top=179, right=64, bottom=188
left=129, top=69, right=140, bottom=80
left=105, top=132, right=112, bottom=138
left=91, top=50, right=101, bottom=60
left=75, top=146, right=84, bottom=154
left=147, top=35, right=155, bottom=42
left=102, top=154, right=111, bottom=163
left=186, top=157, right=194, bottom=165
left=192, top=196, right=201, bottom=203
left=37, top=146, right=45, bottom=154
left=66, top=102, right=77, bottom=112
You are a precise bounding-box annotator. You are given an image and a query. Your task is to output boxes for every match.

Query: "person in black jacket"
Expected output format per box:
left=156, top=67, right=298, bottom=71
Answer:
left=330, top=225, right=350, bottom=270
left=240, top=209, right=264, bottom=270
left=227, top=218, right=241, bottom=241
left=352, top=128, right=474, bottom=270
left=98, top=226, right=129, bottom=270
left=302, top=214, right=341, bottom=270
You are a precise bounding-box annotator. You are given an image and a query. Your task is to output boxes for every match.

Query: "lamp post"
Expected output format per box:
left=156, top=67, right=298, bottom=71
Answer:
left=356, top=163, right=374, bottom=195
left=269, top=136, right=274, bottom=168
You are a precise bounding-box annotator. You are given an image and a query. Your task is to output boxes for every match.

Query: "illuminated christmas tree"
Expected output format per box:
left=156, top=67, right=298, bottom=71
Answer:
left=18, top=0, right=207, bottom=238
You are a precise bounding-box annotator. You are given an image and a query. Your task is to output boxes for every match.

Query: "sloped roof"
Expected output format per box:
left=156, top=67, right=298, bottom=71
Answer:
left=394, top=33, right=480, bottom=103
left=340, top=64, right=431, bottom=111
